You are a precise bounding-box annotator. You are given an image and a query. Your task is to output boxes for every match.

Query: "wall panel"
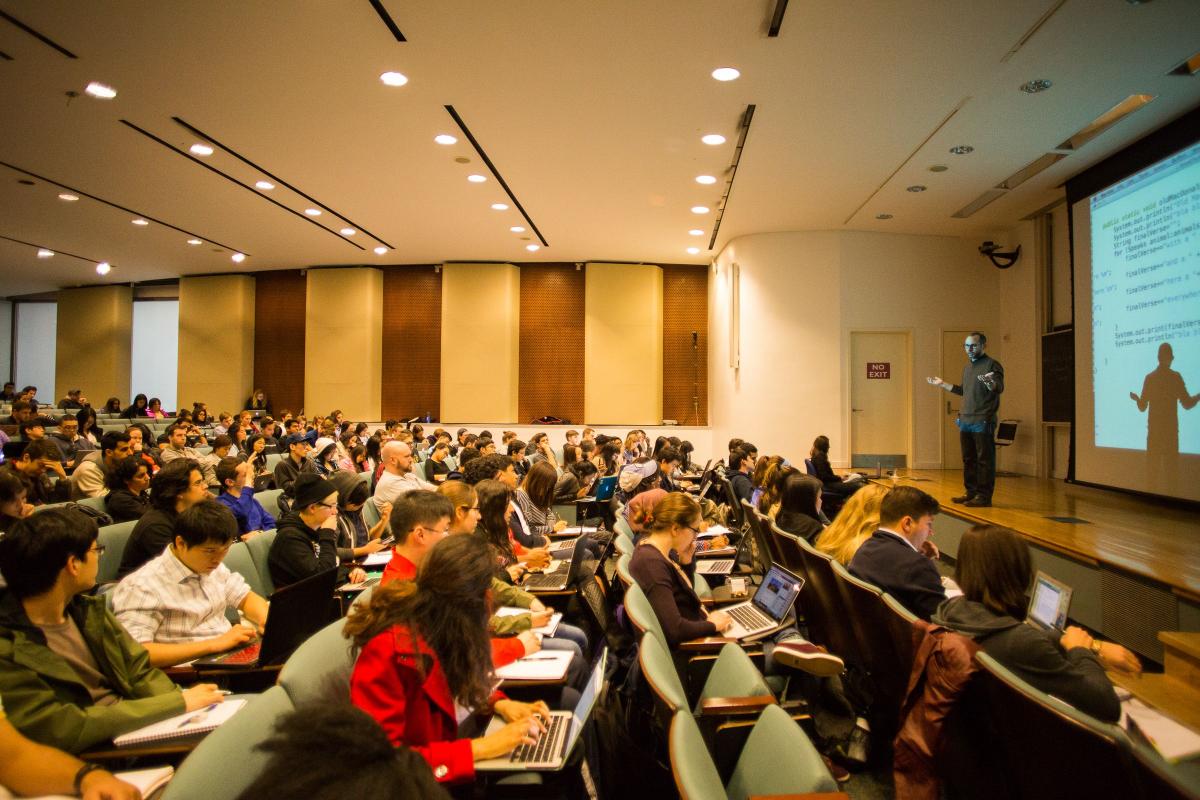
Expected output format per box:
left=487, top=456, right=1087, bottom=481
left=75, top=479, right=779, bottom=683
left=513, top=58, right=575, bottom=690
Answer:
left=381, top=267, right=441, bottom=421
left=585, top=263, right=663, bottom=424
left=305, top=268, right=383, bottom=421
left=178, top=276, right=253, bottom=415
left=441, top=263, right=519, bottom=422
left=253, top=270, right=306, bottom=416
left=662, top=265, right=708, bottom=425
left=55, top=286, right=131, bottom=408
left=518, top=264, right=584, bottom=424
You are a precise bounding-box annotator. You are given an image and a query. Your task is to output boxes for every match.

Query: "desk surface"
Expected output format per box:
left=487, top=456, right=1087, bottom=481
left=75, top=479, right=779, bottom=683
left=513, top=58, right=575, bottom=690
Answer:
left=1110, top=671, right=1200, bottom=735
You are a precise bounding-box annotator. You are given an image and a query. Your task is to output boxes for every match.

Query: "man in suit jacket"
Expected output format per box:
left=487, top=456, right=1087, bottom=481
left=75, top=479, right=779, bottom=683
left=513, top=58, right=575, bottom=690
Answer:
left=849, top=486, right=946, bottom=620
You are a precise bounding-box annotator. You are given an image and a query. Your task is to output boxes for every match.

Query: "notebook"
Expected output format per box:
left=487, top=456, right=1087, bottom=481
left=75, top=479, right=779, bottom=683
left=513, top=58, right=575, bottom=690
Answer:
left=363, top=550, right=393, bottom=567
left=496, top=606, right=562, bottom=636
left=27, top=766, right=175, bottom=799
left=1123, top=696, right=1200, bottom=763
left=1026, top=571, right=1072, bottom=632
left=479, top=648, right=607, bottom=771
left=494, top=649, right=574, bottom=681
left=721, top=564, right=805, bottom=641
left=113, top=700, right=246, bottom=746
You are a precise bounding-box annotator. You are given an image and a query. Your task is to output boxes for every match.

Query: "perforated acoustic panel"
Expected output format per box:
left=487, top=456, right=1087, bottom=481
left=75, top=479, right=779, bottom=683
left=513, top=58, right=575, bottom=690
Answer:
left=1101, top=566, right=1177, bottom=663
left=381, top=267, right=441, bottom=422
left=252, top=270, right=306, bottom=415
left=662, top=265, right=708, bottom=426
left=518, top=263, right=584, bottom=424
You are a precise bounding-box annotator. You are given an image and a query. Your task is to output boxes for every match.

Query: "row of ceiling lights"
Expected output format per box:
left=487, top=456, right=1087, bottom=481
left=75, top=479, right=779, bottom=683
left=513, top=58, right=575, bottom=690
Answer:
left=679, top=67, right=741, bottom=256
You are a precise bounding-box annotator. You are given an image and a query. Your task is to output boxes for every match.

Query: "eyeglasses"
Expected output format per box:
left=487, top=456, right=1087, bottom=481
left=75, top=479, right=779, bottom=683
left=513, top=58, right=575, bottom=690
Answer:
left=316, top=501, right=338, bottom=510
left=88, top=544, right=106, bottom=557
left=197, top=544, right=233, bottom=557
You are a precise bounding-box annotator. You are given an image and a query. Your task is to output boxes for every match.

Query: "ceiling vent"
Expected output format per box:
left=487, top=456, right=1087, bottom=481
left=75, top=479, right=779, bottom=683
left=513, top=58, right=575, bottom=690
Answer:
left=997, top=153, right=1067, bottom=191
left=1057, top=94, right=1156, bottom=150
left=952, top=188, right=1008, bottom=219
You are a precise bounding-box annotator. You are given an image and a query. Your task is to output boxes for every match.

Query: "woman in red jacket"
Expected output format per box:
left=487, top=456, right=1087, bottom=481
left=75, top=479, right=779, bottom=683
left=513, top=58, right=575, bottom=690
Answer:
left=344, top=534, right=550, bottom=785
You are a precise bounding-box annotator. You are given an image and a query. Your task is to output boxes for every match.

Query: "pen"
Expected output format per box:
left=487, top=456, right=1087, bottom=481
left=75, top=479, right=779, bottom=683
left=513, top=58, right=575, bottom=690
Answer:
left=522, top=655, right=560, bottom=661
left=177, top=703, right=217, bottom=729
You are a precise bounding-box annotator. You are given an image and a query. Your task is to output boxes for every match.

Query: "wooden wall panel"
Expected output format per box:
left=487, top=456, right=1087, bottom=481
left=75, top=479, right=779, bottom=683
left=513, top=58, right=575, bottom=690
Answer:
left=382, top=267, right=441, bottom=421
left=518, top=264, right=584, bottom=424
left=662, top=265, right=709, bottom=425
left=253, top=270, right=306, bottom=416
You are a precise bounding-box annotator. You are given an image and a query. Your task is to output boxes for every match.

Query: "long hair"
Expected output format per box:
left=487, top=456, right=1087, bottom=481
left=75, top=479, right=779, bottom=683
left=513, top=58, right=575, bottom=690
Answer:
left=814, top=483, right=889, bottom=565
left=474, top=479, right=514, bottom=562
left=778, top=473, right=822, bottom=521
left=437, top=480, right=477, bottom=532
left=761, top=464, right=797, bottom=517
left=520, top=460, right=557, bottom=511
left=641, top=492, right=702, bottom=536
left=956, top=524, right=1032, bottom=619
left=343, top=535, right=496, bottom=709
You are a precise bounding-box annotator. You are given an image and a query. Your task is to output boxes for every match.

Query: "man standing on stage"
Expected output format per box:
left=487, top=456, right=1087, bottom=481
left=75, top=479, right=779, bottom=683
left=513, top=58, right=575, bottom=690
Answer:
left=928, top=332, right=1004, bottom=507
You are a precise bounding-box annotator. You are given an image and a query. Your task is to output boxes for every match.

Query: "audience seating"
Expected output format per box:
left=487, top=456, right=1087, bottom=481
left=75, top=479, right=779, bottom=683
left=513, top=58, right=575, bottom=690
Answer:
left=224, top=541, right=269, bottom=597
left=744, top=504, right=781, bottom=571
left=363, top=498, right=381, bottom=528
left=76, top=496, right=109, bottom=515
left=277, top=616, right=356, bottom=708
left=255, top=488, right=283, bottom=520
left=787, top=529, right=864, bottom=669
left=615, top=552, right=633, bottom=588
left=614, top=530, right=635, bottom=556
left=263, top=453, right=283, bottom=473
left=96, top=520, right=137, bottom=584
left=243, top=530, right=277, bottom=595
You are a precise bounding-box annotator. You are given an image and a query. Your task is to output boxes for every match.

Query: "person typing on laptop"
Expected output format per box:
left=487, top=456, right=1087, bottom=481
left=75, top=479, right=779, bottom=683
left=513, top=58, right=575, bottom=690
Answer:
left=346, top=535, right=553, bottom=785
left=112, top=500, right=270, bottom=668
left=933, top=525, right=1140, bottom=722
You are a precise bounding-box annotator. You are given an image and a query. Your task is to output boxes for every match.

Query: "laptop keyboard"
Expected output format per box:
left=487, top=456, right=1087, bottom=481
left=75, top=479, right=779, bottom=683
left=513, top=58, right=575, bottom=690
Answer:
left=217, top=641, right=261, bottom=664
left=697, top=559, right=733, bottom=573
left=510, top=714, right=566, bottom=763
left=728, top=604, right=772, bottom=632
left=523, top=561, right=570, bottom=589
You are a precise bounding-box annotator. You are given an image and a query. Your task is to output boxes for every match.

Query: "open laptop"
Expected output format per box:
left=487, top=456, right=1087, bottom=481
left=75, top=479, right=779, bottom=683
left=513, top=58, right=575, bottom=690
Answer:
left=592, top=475, right=618, bottom=502
left=522, top=535, right=590, bottom=591
left=477, top=648, right=607, bottom=772
left=1026, top=571, right=1072, bottom=633
left=694, top=530, right=751, bottom=577
left=193, top=567, right=337, bottom=668
left=722, top=564, right=805, bottom=641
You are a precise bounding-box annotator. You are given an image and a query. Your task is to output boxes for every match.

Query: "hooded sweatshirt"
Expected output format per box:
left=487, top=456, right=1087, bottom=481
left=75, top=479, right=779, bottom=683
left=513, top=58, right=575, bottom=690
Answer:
left=931, top=596, right=1119, bottom=722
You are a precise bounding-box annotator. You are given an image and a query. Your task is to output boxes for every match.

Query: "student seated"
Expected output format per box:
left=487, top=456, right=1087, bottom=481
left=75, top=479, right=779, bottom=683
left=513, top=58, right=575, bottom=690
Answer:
left=474, top=480, right=552, bottom=581
left=214, top=457, right=276, bottom=541
left=848, top=486, right=947, bottom=620
left=1, top=441, right=67, bottom=506
left=814, top=483, right=889, bottom=566
left=274, top=432, right=317, bottom=497
left=117, top=460, right=210, bottom=579
left=461, top=453, right=517, bottom=488
left=113, top=500, right=270, bottom=668
left=346, top=534, right=553, bottom=785
left=809, top=435, right=863, bottom=500
left=512, top=461, right=567, bottom=545
left=726, top=446, right=754, bottom=505
left=773, top=473, right=826, bottom=543
left=268, top=474, right=365, bottom=589
left=933, top=525, right=1140, bottom=723
left=373, top=441, right=434, bottom=507
left=0, top=694, right=140, bottom=799
left=103, top=456, right=152, bottom=523
left=70, top=431, right=131, bottom=500
left=554, top=459, right=598, bottom=504
left=629, top=492, right=843, bottom=676
left=329, top=473, right=391, bottom=562
left=0, top=509, right=224, bottom=753
left=424, top=441, right=451, bottom=483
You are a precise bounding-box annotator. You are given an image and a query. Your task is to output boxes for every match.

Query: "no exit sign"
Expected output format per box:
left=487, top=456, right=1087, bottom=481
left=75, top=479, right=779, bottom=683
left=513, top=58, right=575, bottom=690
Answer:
left=867, top=362, right=891, bottom=379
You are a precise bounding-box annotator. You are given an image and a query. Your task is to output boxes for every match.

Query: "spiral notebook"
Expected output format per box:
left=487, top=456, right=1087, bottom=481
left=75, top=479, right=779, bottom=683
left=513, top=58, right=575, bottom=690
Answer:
left=113, top=699, right=247, bottom=747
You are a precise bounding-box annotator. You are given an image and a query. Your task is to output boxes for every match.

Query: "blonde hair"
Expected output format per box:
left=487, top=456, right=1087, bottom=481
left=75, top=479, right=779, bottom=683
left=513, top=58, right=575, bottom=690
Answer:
left=641, top=492, right=701, bottom=536
left=814, top=483, right=889, bottom=565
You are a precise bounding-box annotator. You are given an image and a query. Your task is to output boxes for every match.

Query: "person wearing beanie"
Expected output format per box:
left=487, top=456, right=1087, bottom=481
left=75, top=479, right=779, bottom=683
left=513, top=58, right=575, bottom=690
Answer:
left=615, top=458, right=660, bottom=506
left=274, top=431, right=318, bottom=497
left=310, top=436, right=341, bottom=475
left=268, top=473, right=366, bottom=589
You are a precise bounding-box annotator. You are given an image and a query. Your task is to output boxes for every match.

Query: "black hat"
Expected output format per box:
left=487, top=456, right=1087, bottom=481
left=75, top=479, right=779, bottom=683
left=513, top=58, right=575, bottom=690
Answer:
left=293, top=473, right=335, bottom=510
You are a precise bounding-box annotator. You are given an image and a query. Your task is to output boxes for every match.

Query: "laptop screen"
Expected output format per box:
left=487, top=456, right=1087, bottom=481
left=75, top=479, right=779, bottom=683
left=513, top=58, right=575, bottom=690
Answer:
left=1027, top=572, right=1071, bottom=631
left=752, top=564, right=804, bottom=622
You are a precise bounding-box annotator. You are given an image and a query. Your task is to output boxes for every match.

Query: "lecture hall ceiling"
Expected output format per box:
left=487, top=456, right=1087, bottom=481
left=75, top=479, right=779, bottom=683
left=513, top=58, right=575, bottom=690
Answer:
left=1, top=0, right=1199, bottom=294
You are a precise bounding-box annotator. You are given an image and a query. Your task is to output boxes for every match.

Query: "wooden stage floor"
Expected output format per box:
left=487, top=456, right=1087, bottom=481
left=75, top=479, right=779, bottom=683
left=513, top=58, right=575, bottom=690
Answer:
left=874, top=470, right=1200, bottom=599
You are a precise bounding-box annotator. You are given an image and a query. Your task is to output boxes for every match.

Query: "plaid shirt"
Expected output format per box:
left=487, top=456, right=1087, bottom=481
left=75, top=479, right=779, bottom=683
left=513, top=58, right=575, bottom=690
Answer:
left=112, top=545, right=251, bottom=644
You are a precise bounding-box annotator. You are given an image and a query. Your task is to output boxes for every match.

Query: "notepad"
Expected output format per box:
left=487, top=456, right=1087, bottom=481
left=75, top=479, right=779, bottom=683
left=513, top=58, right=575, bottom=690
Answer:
left=698, top=525, right=731, bottom=538
left=363, top=550, right=393, bottom=567
left=495, top=606, right=562, bottom=636
left=25, top=765, right=175, bottom=799
left=113, top=699, right=247, bottom=746
left=559, top=525, right=598, bottom=536
left=1123, top=697, right=1200, bottom=763
left=495, top=650, right=573, bottom=681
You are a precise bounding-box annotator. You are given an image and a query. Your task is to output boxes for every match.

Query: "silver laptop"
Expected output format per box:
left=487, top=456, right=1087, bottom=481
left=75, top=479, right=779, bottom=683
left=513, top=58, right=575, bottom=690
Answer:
left=1026, top=571, right=1072, bottom=633
left=694, top=530, right=750, bottom=577
left=477, top=648, right=607, bottom=771
left=522, top=535, right=589, bottom=591
left=722, top=564, right=804, bottom=640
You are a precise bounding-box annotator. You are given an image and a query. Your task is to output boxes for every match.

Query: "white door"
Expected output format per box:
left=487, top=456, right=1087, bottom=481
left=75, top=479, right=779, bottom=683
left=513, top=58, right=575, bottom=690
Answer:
left=941, top=330, right=973, bottom=470
left=850, top=332, right=910, bottom=470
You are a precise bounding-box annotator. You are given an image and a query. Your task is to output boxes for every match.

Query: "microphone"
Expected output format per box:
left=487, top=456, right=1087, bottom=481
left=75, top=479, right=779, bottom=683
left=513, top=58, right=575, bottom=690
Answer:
left=691, top=331, right=698, bottom=347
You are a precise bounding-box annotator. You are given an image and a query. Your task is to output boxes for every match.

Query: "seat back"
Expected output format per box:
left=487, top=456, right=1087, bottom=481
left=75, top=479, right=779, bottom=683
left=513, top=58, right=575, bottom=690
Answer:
left=264, top=453, right=283, bottom=473
left=224, top=541, right=267, bottom=597
left=1128, top=737, right=1199, bottom=800
left=363, top=497, right=381, bottom=528
left=790, top=531, right=861, bottom=665
left=639, top=630, right=689, bottom=714
left=278, top=616, right=356, bottom=708
left=255, top=488, right=283, bottom=520
left=162, top=685, right=294, bottom=800
left=830, top=559, right=907, bottom=710
left=614, top=530, right=635, bottom=556
left=244, top=529, right=277, bottom=596
left=96, top=520, right=137, bottom=584
left=76, top=495, right=109, bottom=514
left=615, top=552, right=633, bottom=588
left=723, top=481, right=746, bottom=528
left=669, top=710, right=731, bottom=800
left=747, top=507, right=780, bottom=570
left=803, top=458, right=818, bottom=476
left=624, top=583, right=666, bottom=643
left=614, top=515, right=635, bottom=541
left=702, top=641, right=772, bottom=703
left=726, top=704, right=838, bottom=798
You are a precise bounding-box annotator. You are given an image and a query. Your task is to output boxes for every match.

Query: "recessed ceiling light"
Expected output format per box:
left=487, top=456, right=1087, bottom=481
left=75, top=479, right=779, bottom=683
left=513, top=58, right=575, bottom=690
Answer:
left=695, top=175, right=717, bottom=185
left=189, top=143, right=214, bottom=156
left=526, top=244, right=540, bottom=252
left=187, top=239, right=202, bottom=245
left=304, top=208, right=321, bottom=216
left=467, top=174, right=487, bottom=183
left=691, top=206, right=710, bottom=214
left=58, top=193, right=79, bottom=202
left=379, top=71, right=408, bottom=87
left=84, top=82, right=117, bottom=99
left=949, top=145, right=974, bottom=155
left=711, top=67, right=740, bottom=81
left=17, top=179, right=34, bottom=186
left=454, top=156, right=471, bottom=164
left=131, top=218, right=149, bottom=226
left=254, top=180, right=274, bottom=190
left=510, top=226, right=526, bottom=233
left=928, top=165, right=949, bottom=173
left=490, top=203, right=509, bottom=210
left=96, top=262, right=111, bottom=275
left=906, top=185, right=927, bottom=192
left=340, top=227, right=356, bottom=236
left=374, top=246, right=388, bottom=255
left=434, top=134, right=457, bottom=145
left=876, top=213, right=894, bottom=220
left=688, top=229, right=704, bottom=236
left=1020, top=78, right=1053, bottom=94
left=231, top=253, right=246, bottom=263
left=701, top=134, right=726, bottom=146
left=686, top=247, right=701, bottom=255
left=37, top=249, right=53, bottom=258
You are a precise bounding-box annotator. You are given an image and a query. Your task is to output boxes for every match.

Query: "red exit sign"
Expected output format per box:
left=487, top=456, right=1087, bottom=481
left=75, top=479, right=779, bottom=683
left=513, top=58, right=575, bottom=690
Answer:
left=867, top=362, right=891, bottom=379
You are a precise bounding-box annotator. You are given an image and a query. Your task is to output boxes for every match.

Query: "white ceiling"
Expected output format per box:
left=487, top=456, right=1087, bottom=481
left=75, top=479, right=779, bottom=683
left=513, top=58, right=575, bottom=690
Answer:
left=1, top=0, right=1198, bottom=296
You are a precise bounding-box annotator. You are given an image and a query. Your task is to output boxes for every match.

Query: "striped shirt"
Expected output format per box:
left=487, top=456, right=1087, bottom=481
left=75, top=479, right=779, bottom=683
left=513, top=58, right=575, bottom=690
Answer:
left=112, top=545, right=251, bottom=644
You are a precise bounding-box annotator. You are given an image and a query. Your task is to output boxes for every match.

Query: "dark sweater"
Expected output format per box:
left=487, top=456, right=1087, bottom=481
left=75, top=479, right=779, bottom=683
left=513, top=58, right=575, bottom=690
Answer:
left=849, top=529, right=946, bottom=621
left=729, top=471, right=753, bottom=505
left=268, top=511, right=339, bottom=589
left=774, top=511, right=824, bottom=544
left=273, top=454, right=316, bottom=497
left=104, top=488, right=150, bottom=523
left=951, top=354, right=1004, bottom=424
left=932, top=597, right=1120, bottom=722
left=117, top=508, right=178, bottom=579
left=629, top=544, right=715, bottom=647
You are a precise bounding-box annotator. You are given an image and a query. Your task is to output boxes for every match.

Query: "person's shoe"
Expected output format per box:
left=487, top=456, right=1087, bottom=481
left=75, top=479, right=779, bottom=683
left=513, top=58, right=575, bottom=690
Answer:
left=822, top=754, right=851, bottom=783
left=951, top=494, right=971, bottom=503
left=772, top=642, right=845, bottom=677
left=964, top=496, right=991, bottom=507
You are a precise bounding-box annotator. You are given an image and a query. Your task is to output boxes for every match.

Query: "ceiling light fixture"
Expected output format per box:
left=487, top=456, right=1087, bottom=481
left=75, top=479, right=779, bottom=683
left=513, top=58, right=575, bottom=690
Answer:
left=949, top=145, right=974, bottom=155
left=907, top=185, right=927, bottom=192
left=96, top=262, right=111, bottom=275
left=131, top=218, right=149, bottom=226
left=231, top=253, right=246, bottom=263
left=1020, top=78, right=1053, bottom=94
left=928, top=165, right=949, bottom=172
left=526, top=244, right=540, bottom=252
left=687, top=247, right=701, bottom=255
left=691, top=206, right=710, bottom=214
left=37, top=249, right=53, bottom=258
left=467, top=174, right=487, bottom=183
left=490, top=203, right=509, bottom=210
left=510, top=226, right=526, bottom=233
left=254, top=180, right=274, bottom=190
left=695, top=175, right=717, bottom=185
left=374, top=246, right=388, bottom=255
left=379, top=71, right=409, bottom=86
left=340, top=227, right=356, bottom=236
left=876, top=213, right=894, bottom=220
left=58, top=193, right=79, bottom=201
left=434, top=134, right=457, bottom=145
left=711, top=67, right=740, bottom=81
left=701, top=134, right=726, bottom=145
left=304, top=208, right=322, bottom=216
left=84, top=82, right=117, bottom=99
left=189, top=143, right=214, bottom=156
left=688, top=229, right=704, bottom=236
left=187, top=239, right=202, bottom=245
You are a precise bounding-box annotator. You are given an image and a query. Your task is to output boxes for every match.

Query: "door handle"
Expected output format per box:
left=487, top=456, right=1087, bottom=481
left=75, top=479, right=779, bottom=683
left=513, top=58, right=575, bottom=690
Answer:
left=851, top=408, right=863, bottom=412
left=946, top=400, right=952, bottom=415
